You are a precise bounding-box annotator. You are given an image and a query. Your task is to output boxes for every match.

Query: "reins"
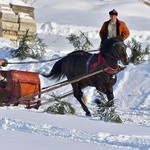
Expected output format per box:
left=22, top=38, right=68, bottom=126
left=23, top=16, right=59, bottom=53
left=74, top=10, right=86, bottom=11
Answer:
left=7, top=49, right=99, bottom=65
left=103, top=53, right=118, bottom=61
left=7, top=57, right=62, bottom=64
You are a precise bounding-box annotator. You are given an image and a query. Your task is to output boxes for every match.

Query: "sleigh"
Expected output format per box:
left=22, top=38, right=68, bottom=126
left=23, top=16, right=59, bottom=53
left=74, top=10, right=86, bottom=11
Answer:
left=0, top=70, right=41, bottom=109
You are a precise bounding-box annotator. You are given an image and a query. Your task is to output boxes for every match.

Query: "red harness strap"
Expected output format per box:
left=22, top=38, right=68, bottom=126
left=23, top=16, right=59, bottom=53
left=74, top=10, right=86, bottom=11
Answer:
left=89, top=54, right=119, bottom=75
left=89, top=54, right=103, bottom=68
left=103, top=58, right=119, bottom=74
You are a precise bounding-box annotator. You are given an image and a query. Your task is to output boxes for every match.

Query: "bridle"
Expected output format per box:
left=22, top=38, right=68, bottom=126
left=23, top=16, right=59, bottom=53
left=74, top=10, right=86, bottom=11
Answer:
left=101, top=41, right=128, bottom=74
left=86, top=40, right=128, bottom=75
left=103, top=41, right=127, bottom=61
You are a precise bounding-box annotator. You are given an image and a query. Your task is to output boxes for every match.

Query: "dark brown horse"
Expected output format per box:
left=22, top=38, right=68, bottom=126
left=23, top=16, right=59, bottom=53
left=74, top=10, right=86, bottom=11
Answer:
left=44, top=36, right=129, bottom=116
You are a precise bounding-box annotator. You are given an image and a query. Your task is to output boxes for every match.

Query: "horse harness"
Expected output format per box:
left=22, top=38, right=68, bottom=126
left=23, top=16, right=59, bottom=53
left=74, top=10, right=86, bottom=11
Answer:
left=86, top=53, right=120, bottom=75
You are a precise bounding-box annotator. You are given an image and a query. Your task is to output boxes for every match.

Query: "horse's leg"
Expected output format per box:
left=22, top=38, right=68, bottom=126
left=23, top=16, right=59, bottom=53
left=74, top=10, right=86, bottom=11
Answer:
left=95, top=75, right=116, bottom=106
left=72, top=83, right=91, bottom=116
left=105, top=75, right=117, bottom=106
left=95, top=83, right=106, bottom=104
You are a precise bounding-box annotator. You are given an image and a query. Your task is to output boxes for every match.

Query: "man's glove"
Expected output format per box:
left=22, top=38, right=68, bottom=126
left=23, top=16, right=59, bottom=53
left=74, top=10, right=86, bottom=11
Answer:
left=1, top=59, right=8, bottom=67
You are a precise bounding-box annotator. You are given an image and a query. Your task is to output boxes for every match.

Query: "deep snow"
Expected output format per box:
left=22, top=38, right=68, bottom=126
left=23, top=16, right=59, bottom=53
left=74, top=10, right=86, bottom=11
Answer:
left=0, top=0, right=150, bottom=149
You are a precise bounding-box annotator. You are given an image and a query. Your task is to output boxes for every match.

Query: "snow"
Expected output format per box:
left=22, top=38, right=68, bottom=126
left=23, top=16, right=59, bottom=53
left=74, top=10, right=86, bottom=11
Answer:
left=0, top=0, right=150, bottom=150
left=0, top=0, right=28, bottom=6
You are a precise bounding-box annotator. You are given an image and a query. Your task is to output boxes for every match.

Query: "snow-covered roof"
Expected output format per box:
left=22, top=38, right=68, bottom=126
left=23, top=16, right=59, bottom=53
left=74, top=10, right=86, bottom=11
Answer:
left=0, top=0, right=30, bottom=7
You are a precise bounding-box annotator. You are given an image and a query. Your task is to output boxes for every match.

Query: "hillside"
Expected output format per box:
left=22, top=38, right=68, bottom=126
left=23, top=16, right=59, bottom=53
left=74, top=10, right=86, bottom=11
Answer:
left=0, top=0, right=150, bottom=150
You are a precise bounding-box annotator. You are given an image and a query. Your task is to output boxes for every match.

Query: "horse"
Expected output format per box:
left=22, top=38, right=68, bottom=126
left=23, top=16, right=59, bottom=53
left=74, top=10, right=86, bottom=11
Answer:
left=43, top=36, right=129, bottom=116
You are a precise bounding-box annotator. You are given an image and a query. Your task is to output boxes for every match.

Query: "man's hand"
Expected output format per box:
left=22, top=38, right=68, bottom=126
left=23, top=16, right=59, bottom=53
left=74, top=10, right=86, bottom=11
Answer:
left=0, top=59, right=8, bottom=67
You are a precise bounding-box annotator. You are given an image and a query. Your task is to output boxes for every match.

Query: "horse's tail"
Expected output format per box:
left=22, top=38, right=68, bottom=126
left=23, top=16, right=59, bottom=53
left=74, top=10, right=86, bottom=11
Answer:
left=43, top=58, right=65, bottom=80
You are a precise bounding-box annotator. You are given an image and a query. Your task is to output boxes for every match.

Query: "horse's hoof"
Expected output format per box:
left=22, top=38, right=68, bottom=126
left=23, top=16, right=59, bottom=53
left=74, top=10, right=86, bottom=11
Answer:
left=95, top=99, right=102, bottom=105
left=105, top=100, right=114, bottom=107
left=86, top=112, right=91, bottom=116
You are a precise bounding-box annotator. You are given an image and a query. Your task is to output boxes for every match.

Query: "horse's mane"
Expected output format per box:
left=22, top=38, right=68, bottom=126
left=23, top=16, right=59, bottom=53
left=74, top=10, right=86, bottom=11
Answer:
left=100, top=38, right=114, bottom=54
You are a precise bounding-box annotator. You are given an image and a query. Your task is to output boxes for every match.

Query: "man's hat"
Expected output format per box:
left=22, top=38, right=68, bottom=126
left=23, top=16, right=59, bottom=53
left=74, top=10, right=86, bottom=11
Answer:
left=109, top=9, right=118, bottom=16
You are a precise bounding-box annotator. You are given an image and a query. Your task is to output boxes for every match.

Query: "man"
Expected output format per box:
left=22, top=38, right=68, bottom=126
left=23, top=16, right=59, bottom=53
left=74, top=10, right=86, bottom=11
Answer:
left=0, top=59, right=8, bottom=82
left=99, top=9, right=130, bottom=44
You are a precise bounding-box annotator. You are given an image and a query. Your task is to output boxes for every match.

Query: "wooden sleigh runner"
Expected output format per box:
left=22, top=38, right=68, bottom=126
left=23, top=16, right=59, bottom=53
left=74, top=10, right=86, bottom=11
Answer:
left=0, top=70, right=41, bottom=109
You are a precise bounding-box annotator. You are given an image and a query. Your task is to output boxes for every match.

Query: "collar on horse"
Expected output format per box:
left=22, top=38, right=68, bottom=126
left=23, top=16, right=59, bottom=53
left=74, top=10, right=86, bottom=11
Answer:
left=89, top=53, right=120, bottom=75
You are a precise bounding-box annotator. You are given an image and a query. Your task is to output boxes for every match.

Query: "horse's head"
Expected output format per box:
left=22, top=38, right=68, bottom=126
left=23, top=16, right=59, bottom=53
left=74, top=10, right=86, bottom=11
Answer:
left=111, top=36, right=129, bottom=65
left=101, top=36, right=129, bottom=65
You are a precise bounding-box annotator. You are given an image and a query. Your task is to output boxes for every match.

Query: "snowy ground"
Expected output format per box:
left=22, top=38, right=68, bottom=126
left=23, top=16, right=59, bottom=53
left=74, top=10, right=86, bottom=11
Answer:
left=0, top=0, right=150, bottom=149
